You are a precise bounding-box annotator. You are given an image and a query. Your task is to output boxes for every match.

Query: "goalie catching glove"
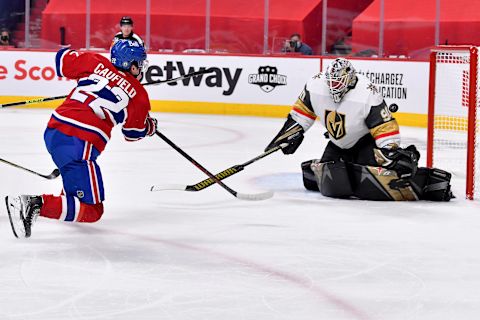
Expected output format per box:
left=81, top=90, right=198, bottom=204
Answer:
left=374, top=144, right=420, bottom=178
left=265, top=115, right=305, bottom=154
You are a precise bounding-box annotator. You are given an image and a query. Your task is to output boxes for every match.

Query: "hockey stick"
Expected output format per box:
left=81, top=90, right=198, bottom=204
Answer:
left=151, top=122, right=302, bottom=193
left=0, top=69, right=212, bottom=109
left=154, top=130, right=273, bottom=201
left=0, top=96, right=71, bottom=109
left=151, top=143, right=286, bottom=192
left=0, top=158, right=60, bottom=180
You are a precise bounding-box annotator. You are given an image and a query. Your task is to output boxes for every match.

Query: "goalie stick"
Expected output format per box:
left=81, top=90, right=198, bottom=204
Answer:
left=154, top=130, right=273, bottom=201
left=0, top=69, right=212, bottom=109
left=151, top=143, right=286, bottom=192
left=0, top=158, right=60, bottom=180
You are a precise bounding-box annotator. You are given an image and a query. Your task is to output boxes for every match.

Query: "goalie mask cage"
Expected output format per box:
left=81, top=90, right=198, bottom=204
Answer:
left=427, top=46, right=479, bottom=200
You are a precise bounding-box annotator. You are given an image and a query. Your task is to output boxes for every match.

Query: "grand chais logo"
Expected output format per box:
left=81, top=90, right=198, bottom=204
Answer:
left=248, top=66, right=287, bottom=93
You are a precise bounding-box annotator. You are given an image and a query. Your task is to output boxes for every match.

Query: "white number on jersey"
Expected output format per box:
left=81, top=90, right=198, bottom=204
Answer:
left=71, top=74, right=130, bottom=119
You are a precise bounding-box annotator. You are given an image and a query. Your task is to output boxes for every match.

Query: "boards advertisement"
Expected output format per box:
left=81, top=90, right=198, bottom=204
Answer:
left=0, top=50, right=430, bottom=125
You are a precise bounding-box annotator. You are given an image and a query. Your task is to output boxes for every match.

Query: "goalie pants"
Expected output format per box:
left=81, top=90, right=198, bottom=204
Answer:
left=40, top=128, right=105, bottom=222
left=320, top=134, right=378, bottom=165
left=302, top=134, right=377, bottom=192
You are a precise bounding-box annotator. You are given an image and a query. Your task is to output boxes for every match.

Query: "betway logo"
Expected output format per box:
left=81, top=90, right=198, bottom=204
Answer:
left=144, top=61, right=242, bottom=96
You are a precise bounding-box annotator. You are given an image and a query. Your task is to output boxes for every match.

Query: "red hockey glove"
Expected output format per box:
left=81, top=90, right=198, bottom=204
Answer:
left=145, top=117, right=158, bottom=137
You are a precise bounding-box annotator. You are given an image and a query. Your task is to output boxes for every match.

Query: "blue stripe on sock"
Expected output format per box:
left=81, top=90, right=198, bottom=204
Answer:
left=65, top=196, right=76, bottom=222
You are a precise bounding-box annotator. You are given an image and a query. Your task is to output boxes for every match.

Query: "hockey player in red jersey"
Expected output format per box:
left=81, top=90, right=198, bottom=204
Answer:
left=5, top=39, right=157, bottom=238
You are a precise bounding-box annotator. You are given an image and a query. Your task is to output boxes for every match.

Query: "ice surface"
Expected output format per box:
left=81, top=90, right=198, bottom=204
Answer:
left=0, top=109, right=479, bottom=320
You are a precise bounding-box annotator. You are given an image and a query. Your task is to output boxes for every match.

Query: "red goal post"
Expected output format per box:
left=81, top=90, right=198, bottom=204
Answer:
left=427, top=46, right=479, bottom=200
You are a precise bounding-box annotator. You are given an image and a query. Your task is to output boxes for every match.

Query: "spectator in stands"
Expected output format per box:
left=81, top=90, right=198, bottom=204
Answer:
left=111, top=16, right=144, bottom=47
left=283, top=33, right=313, bottom=55
left=0, top=29, right=11, bottom=46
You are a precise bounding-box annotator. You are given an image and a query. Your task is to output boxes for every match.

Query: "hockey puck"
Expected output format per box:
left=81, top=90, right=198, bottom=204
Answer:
left=389, top=103, right=399, bottom=113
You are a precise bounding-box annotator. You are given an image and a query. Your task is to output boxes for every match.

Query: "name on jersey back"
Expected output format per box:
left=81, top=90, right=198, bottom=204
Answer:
left=93, top=63, right=137, bottom=98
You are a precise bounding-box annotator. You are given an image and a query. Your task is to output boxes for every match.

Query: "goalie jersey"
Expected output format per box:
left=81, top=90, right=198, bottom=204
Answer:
left=49, top=48, right=152, bottom=153
left=290, top=72, right=400, bottom=149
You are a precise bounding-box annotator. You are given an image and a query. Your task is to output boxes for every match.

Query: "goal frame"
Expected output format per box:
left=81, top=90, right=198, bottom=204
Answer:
left=427, top=45, right=478, bottom=200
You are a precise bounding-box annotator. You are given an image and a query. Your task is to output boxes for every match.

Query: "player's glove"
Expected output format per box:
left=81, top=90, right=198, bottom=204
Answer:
left=265, top=114, right=305, bottom=155
left=374, top=144, right=420, bottom=178
left=145, top=116, right=158, bottom=137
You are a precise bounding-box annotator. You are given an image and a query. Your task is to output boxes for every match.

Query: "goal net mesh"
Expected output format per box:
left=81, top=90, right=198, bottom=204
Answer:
left=430, top=47, right=479, bottom=199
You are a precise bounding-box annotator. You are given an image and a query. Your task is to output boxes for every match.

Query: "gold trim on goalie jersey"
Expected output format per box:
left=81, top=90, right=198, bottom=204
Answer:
left=369, top=120, right=400, bottom=140
left=292, top=99, right=317, bottom=120
left=325, top=110, right=346, bottom=140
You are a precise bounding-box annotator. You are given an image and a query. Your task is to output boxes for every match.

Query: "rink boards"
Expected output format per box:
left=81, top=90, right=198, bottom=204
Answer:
left=0, top=50, right=428, bottom=127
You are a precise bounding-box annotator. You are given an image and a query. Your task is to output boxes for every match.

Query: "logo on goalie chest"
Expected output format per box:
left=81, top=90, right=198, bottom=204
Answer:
left=325, top=110, right=346, bottom=140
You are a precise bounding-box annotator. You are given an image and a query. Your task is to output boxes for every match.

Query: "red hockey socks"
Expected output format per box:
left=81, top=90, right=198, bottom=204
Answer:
left=40, top=194, right=104, bottom=223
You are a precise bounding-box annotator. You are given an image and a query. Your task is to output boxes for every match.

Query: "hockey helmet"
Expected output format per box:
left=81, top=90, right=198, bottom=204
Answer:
left=111, top=39, right=147, bottom=72
left=325, top=58, right=356, bottom=103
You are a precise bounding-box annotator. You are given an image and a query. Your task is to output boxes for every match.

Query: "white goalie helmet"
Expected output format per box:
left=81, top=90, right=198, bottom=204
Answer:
left=325, top=58, right=356, bottom=103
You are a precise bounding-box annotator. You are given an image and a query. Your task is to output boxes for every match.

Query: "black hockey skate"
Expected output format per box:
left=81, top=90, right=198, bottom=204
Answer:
left=5, top=195, right=43, bottom=238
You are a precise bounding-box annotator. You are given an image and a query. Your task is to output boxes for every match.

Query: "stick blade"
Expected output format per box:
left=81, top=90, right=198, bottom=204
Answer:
left=45, top=169, right=60, bottom=180
left=236, top=190, right=274, bottom=201
left=150, top=184, right=187, bottom=192
left=150, top=183, right=274, bottom=201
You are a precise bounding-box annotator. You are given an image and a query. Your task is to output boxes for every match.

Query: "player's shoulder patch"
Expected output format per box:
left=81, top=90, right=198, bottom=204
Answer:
left=307, top=72, right=324, bottom=88
left=311, top=72, right=323, bottom=80
left=367, top=82, right=380, bottom=95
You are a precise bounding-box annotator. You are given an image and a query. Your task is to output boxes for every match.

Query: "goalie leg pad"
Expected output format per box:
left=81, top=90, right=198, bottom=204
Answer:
left=350, top=163, right=419, bottom=201
left=301, top=160, right=319, bottom=191
left=307, top=160, right=353, bottom=198
left=411, top=167, right=453, bottom=201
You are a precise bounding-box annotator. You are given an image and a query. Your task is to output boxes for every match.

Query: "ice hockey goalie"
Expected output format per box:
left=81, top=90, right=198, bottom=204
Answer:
left=265, top=58, right=453, bottom=201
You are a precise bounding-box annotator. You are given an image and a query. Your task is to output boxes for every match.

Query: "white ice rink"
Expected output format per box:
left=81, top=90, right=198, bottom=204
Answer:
left=1, top=109, right=480, bottom=320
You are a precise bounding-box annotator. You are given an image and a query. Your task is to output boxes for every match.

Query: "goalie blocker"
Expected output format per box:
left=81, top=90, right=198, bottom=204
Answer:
left=301, top=159, right=453, bottom=201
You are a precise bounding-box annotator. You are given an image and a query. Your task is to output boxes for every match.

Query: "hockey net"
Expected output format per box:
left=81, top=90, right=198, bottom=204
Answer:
left=427, top=46, right=479, bottom=200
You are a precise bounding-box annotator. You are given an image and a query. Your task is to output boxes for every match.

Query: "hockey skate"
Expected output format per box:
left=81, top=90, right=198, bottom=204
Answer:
left=5, top=195, right=42, bottom=238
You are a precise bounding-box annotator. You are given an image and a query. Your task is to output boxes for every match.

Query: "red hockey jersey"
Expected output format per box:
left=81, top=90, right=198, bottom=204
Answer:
left=49, top=47, right=151, bottom=152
